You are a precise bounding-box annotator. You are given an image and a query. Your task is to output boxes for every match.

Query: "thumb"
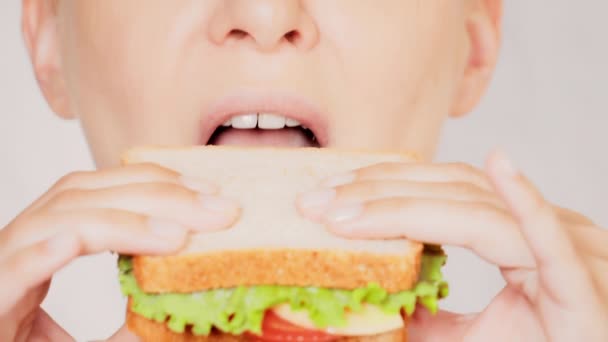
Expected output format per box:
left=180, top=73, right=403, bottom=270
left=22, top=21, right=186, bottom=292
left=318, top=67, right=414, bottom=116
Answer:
left=408, top=307, right=473, bottom=342
left=0, top=234, right=79, bottom=314
left=103, top=325, right=141, bottom=342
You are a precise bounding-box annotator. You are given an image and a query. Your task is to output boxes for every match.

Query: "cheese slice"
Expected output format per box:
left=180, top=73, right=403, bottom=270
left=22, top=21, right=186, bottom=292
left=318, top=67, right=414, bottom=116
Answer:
left=272, top=303, right=404, bottom=336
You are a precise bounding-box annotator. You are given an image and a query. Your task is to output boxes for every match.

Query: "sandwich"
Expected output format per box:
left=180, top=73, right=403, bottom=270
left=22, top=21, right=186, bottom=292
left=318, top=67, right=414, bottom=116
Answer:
left=118, top=146, right=448, bottom=341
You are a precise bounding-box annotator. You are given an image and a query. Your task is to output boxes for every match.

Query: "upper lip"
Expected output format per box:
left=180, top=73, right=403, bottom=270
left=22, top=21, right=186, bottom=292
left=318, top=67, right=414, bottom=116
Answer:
left=200, top=91, right=329, bottom=146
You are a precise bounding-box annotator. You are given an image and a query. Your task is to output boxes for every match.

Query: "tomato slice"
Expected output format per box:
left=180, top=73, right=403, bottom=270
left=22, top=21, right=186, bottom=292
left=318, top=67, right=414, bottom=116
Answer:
left=245, top=311, right=339, bottom=342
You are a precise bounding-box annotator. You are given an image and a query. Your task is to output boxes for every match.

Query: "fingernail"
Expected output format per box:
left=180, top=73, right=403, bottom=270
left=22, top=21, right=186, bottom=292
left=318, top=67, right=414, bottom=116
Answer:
left=47, top=234, right=78, bottom=254
left=322, top=172, right=357, bottom=187
left=325, top=204, right=363, bottom=223
left=494, top=152, right=518, bottom=177
left=199, top=195, right=240, bottom=214
left=180, top=176, right=219, bottom=195
left=298, top=188, right=336, bottom=209
left=148, top=218, right=187, bottom=239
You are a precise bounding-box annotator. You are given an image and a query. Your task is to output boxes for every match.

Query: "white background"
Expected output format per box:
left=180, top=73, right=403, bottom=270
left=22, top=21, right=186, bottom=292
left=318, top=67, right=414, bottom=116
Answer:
left=1, top=1, right=606, bottom=341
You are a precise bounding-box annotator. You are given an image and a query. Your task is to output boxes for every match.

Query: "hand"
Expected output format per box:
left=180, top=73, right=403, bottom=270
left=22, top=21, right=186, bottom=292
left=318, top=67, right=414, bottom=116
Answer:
left=0, top=163, right=240, bottom=342
left=297, top=151, right=608, bottom=342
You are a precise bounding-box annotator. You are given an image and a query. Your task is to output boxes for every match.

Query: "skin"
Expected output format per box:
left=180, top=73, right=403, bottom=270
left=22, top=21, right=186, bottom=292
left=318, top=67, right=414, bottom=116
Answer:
left=1, top=0, right=606, bottom=341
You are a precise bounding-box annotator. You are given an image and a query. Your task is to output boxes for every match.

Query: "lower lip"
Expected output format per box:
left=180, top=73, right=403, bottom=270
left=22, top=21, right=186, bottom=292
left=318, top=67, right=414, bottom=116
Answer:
left=208, top=128, right=319, bottom=148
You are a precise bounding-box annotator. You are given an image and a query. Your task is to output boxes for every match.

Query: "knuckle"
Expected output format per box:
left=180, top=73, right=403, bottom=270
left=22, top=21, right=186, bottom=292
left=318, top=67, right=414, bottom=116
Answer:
left=375, top=161, right=401, bottom=169
left=449, top=181, right=495, bottom=201
left=72, top=209, right=146, bottom=247
left=379, top=196, right=414, bottom=211
left=375, top=162, right=404, bottom=173
left=337, top=180, right=372, bottom=193
left=129, top=162, right=179, bottom=179
left=470, top=201, right=512, bottom=222
left=53, top=171, right=90, bottom=190
left=555, top=206, right=594, bottom=226
left=468, top=200, right=495, bottom=212
left=361, top=162, right=400, bottom=175
left=0, top=213, right=47, bottom=257
left=49, top=188, right=87, bottom=208
left=141, top=182, right=191, bottom=199
left=0, top=220, right=20, bottom=251
left=336, top=180, right=390, bottom=200
left=5, top=245, right=42, bottom=274
left=446, top=162, right=490, bottom=187
left=450, top=181, right=483, bottom=194
left=4, top=255, right=21, bottom=276
left=447, top=162, right=478, bottom=176
left=90, top=208, right=143, bottom=226
left=471, top=203, right=515, bottom=227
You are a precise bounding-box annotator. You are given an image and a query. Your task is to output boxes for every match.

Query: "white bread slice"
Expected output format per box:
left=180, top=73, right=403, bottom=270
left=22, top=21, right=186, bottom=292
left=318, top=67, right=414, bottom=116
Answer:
left=122, top=146, right=422, bottom=293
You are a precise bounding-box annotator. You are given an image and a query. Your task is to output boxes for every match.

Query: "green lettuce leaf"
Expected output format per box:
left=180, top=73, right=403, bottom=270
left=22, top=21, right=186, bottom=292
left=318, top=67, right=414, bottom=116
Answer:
left=118, top=251, right=448, bottom=336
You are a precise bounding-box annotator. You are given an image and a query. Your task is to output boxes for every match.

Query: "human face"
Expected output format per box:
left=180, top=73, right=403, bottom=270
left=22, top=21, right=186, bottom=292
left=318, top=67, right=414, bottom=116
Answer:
left=23, top=0, right=501, bottom=167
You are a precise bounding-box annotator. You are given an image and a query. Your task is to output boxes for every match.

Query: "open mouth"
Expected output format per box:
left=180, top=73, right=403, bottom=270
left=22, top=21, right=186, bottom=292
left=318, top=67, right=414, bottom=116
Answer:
left=200, top=93, right=328, bottom=148
left=207, top=113, right=320, bottom=148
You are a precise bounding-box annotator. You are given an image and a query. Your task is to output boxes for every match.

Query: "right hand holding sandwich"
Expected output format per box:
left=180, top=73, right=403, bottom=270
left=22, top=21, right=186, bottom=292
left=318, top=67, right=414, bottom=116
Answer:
left=298, top=151, right=608, bottom=342
left=0, top=163, right=240, bottom=342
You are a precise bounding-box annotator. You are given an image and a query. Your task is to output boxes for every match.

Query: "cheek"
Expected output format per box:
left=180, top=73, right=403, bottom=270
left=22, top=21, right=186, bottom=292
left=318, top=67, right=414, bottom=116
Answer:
left=59, top=2, right=206, bottom=160
left=348, top=21, right=460, bottom=110
left=317, top=1, right=465, bottom=145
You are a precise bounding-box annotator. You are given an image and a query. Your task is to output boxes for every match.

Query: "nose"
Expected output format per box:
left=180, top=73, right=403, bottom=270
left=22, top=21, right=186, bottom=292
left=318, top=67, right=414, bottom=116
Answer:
left=208, top=0, right=318, bottom=52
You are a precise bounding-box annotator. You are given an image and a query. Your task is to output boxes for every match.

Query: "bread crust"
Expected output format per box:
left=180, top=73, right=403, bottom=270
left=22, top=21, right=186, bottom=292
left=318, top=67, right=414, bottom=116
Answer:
left=126, top=309, right=407, bottom=342
left=133, top=247, right=422, bottom=294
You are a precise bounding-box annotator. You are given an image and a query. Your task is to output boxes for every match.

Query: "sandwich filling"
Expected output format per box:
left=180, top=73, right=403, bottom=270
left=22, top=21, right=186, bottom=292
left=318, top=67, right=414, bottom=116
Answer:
left=119, top=250, right=448, bottom=336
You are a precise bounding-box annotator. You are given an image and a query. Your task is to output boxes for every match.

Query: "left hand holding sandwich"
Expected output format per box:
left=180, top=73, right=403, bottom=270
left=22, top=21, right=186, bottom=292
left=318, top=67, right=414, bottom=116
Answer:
left=298, top=151, right=608, bottom=342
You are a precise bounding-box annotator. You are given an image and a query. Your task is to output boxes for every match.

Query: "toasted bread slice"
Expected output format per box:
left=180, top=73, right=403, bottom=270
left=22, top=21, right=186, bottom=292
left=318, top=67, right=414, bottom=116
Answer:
left=127, top=309, right=408, bottom=342
left=122, top=146, right=421, bottom=293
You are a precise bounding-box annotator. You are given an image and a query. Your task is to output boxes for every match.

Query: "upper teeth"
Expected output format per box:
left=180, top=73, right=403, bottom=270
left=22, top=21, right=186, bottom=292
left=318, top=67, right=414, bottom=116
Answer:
left=223, top=113, right=302, bottom=130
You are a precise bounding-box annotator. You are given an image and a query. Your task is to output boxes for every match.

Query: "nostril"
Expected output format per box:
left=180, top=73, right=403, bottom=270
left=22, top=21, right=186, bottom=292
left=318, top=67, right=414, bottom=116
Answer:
left=284, top=30, right=301, bottom=44
left=228, top=29, right=249, bottom=40
left=226, top=29, right=302, bottom=47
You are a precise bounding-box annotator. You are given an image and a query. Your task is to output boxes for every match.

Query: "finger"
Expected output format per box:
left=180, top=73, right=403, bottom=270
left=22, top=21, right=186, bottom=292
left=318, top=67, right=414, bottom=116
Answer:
left=25, top=163, right=218, bottom=214
left=587, top=255, right=608, bottom=303
left=564, top=223, right=608, bottom=301
left=555, top=206, right=596, bottom=226
left=408, top=308, right=473, bottom=342
left=297, top=180, right=504, bottom=220
left=3, top=281, right=50, bottom=329
left=323, top=197, right=534, bottom=268
left=104, top=325, right=141, bottom=342
left=41, top=182, right=240, bottom=232
left=0, top=234, right=79, bottom=314
left=457, top=287, right=546, bottom=342
left=566, top=223, right=608, bottom=260
left=486, top=151, right=599, bottom=309
left=321, top=162, right=494, bottom=191
left=3, top=209, right=190, bottom=258
left=27, top=309, right=75, bottom=342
